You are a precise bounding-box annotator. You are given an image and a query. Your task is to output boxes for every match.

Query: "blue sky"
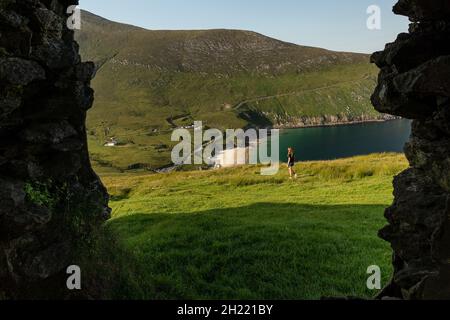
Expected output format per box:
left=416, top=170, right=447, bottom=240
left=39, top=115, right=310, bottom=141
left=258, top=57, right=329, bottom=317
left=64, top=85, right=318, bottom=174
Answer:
left=80, top=0, right=409, bottom=54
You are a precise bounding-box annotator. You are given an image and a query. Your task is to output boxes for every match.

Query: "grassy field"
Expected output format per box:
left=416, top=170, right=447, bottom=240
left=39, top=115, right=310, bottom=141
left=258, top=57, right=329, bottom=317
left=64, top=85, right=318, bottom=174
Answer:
left=88, top=153, right=407, bottom=300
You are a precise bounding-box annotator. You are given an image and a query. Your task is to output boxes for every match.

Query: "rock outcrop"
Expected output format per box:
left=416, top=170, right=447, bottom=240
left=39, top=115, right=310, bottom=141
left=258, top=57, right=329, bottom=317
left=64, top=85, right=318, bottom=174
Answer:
left=372, top=0, right=450, bottom=299
left=0, top=0, right=110, bottom=298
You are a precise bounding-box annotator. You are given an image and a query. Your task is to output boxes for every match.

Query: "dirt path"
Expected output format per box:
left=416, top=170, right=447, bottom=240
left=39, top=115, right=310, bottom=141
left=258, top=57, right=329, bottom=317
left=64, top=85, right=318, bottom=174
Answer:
left=233, top=76, right=371, bottom=110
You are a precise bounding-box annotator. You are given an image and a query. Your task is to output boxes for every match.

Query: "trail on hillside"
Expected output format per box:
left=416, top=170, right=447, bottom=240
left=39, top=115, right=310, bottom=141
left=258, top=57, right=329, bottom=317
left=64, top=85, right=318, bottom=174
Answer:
left=91, top=76, right=373, bottom=141
left=233, top=76, right=372, bottom=110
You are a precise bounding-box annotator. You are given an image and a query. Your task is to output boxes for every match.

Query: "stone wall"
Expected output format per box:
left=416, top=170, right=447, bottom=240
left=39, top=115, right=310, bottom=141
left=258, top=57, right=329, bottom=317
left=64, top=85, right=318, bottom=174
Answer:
left=372, top=0, right=450, bottom=299
left=0, top=0, right=109, bottom=298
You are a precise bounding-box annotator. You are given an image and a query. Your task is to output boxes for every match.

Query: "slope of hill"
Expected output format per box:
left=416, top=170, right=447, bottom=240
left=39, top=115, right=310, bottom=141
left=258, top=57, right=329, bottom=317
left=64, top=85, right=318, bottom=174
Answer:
left=82, top=153, right=407, bottom=299
left=76, top=11, right=382, bottom=171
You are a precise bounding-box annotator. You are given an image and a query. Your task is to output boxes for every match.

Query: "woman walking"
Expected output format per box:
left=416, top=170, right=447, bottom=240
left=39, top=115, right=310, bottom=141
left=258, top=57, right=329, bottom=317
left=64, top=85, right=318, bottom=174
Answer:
left=287, top=147, right=298, bottom=179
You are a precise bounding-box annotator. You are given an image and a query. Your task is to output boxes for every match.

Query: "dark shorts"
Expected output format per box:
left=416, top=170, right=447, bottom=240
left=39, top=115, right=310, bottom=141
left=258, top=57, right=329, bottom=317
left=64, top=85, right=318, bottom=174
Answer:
left=288, top=163, right=295, bottom=168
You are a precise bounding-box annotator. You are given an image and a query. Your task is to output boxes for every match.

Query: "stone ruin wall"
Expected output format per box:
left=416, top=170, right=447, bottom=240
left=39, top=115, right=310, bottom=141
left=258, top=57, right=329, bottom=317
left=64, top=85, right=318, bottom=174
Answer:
left=0, top=0, right=109, bottom=298
left=372, top=0, right=450, bottom=300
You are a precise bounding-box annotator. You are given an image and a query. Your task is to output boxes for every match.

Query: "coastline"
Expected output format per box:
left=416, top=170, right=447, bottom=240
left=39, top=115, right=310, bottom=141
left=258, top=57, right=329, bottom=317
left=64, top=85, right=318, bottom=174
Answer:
left=272, top=116, right=402, bottom=131
left=154, top=117, right=407, bottom=173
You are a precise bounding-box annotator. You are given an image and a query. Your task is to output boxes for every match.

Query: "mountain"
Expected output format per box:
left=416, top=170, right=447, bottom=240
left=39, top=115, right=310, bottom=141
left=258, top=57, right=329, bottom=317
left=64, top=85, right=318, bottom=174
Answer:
left=76, top=11, right=382, bottom=171
left=78, top=11, right=366, bottom=75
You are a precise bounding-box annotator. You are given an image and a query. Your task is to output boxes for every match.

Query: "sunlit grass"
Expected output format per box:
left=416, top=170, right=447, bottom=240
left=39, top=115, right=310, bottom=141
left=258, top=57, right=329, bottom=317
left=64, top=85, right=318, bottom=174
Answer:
left=91, top=153, right=407, bottom=299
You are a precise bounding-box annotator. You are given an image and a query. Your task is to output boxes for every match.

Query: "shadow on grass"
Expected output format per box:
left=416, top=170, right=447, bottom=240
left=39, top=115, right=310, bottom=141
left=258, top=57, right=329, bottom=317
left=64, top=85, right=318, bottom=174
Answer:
left=99, top=203, right=392, bottom=300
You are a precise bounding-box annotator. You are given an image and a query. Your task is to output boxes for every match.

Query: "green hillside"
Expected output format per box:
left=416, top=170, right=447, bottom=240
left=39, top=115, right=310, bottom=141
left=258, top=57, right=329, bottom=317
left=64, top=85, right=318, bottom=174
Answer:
left=76, top=11, right=381, bottom=171
left=81, top=153, right=407, bottom=299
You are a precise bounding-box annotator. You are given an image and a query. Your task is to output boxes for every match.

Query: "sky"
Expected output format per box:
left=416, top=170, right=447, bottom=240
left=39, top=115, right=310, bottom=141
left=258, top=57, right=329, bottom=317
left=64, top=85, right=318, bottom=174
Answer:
left=80, top=0, right=409, bottom=54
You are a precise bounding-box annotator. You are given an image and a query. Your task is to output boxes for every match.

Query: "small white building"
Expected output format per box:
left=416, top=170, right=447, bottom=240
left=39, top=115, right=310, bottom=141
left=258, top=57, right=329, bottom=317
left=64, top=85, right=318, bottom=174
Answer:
left=210, top=147, right=253, bottom=168
left=104, top=137, right=118, bottom=147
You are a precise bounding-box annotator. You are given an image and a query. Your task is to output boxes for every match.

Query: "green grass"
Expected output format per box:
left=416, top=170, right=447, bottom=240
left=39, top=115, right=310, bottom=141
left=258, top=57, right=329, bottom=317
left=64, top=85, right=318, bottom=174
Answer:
left=91, top=153, right=407, bottom=299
